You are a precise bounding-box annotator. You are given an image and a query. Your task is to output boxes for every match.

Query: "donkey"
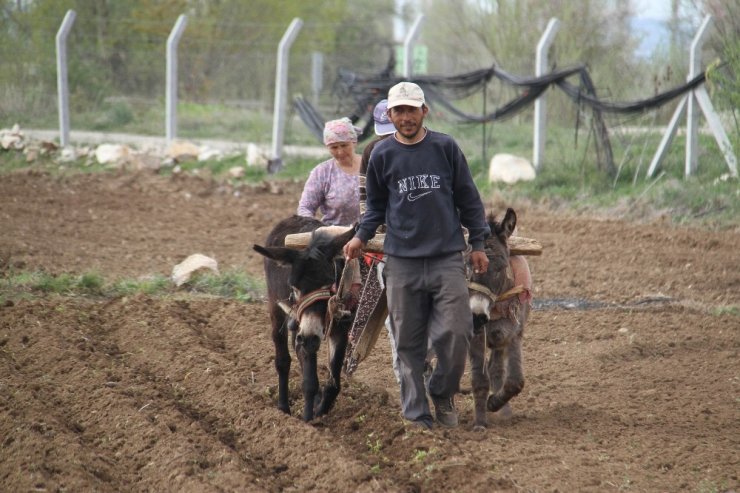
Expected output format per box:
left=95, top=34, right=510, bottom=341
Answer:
left=253, top=215, right=357, bottom=421
left=467, top=208, right=531, bottom=430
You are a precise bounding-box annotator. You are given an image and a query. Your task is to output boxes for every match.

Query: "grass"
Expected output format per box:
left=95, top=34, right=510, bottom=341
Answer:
left=2, top=110, right=738, bottom=232
left=9, top=98, right=320, bottom=145
left=450, top=123, right=740, bottom=230
left=0, top=269, right=264, bottom=304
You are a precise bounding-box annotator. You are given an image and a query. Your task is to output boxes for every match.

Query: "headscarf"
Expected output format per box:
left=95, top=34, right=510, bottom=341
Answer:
left=323, top=117, right=361, bottom=146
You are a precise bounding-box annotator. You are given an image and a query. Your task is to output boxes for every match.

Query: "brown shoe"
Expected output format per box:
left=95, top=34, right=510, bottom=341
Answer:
left=407, top=418, right=433, bottom=430
left=432, top=396, right=458, bottom=428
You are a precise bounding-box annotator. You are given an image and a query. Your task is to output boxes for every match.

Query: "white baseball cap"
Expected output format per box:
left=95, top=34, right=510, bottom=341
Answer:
left=387, top=82, right=425, bottom=109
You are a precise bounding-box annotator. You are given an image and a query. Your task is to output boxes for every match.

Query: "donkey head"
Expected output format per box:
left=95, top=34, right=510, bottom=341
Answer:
left=468, top=208, right=517, bottom=330
left=254, top=227, right=356, bottom=347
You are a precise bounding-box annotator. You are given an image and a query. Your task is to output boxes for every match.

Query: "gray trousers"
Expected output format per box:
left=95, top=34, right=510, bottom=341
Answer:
left=384, top=252, right=473, bottom=423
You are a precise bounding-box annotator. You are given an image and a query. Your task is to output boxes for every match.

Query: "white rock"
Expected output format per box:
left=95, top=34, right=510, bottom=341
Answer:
left=95, top=144, right=131, bottom=165
left=171, top=254, right=219, bottom=287
left=128, top=152, right=162, bottom=171
left=246, top=143, right=269, bottom=168
left=58, top=147, right=77, bottom=162
left=24, top=147, right=39, bottom=163
left=166, top=140, right=200, bottom=162
left=488, top=153, right=536, bottom=184
left=198, top=146, right=223, bottom=162
left=228, top=166, right=245, bottom=178
left=0, top=124, right=24, bottom=150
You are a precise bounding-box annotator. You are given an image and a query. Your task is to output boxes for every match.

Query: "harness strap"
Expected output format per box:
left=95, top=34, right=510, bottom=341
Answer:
left=325, top=259, right=356, bottom=339
left=468, top=281, right=497, bottom=301
left=468, top=282, right=524, bottom=304
left=496, top=285, right=526, bottom=303
left=277, top=300, right=295, bottom=318
left=295, top=289, right=332, bottom=322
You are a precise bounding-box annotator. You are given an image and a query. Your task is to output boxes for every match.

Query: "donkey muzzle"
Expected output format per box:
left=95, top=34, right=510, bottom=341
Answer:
left=296, top=333, right=321, bottom=353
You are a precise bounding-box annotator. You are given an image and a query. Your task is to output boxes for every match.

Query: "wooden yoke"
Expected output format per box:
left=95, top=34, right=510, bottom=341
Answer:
left=284, top=226, right=543, bottom=256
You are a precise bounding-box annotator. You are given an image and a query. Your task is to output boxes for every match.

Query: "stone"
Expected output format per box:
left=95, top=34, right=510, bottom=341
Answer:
left=171, top=254, right=219, bottom=287
left=246, top=143, right=269, bottom=168
left=166, top=140, right=200, bottom=163
left=95, top=144, right=131, bottom=165
left=488, top=153, right=536, bottom=184
left=198, top=146, right=223, bottom=162
left=228, top=166, right=245, bottom=178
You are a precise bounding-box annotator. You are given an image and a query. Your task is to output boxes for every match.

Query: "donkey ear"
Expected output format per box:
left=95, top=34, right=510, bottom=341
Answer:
left=328, top=226, right=357, bottom=258
left=502, top=208, right=517, bottom=238
left=253, top=244, right=300, bottom=266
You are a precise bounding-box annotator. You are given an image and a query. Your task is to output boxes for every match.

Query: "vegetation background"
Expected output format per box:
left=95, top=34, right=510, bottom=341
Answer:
left=0, top=0, right=738, bottom=228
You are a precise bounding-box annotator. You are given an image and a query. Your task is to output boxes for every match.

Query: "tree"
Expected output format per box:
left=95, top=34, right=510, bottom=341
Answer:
left=695, top=0, right=740, bottom=139
left=415, top=0, right=642, bottom=123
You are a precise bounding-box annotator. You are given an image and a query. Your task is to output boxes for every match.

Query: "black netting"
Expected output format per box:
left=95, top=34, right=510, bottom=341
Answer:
left=294, top=59, right=711, bottom=176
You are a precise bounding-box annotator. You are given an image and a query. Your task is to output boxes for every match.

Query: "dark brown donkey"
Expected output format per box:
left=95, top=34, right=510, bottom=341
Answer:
left=253, top=215, right=357, bottom=421
left=467, top=208, right=531, bottom=431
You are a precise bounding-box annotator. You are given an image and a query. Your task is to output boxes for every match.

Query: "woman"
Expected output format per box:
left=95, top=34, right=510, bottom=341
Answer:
left=297, top=117, right=363, bottom=306
left=297, top=117, right=362, bottom=226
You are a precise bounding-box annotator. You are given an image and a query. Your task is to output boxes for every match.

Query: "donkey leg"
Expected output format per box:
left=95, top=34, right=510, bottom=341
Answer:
left=296, top=334, right=321, bottom=421
left=316, top=323, right=350, bottom=417
left=272, top=321, right=292, bottom=415
left=488, top=340, right=524, bottom=413
left=486, top=346, right=510, bottom=415
left=468, top=328, right=489, bottom=430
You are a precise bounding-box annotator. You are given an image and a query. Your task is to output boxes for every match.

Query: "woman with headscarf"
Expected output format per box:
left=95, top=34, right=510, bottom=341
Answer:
left=297, top=117, right=362, bottom=226
left=297, top=117, right=364, bottom=308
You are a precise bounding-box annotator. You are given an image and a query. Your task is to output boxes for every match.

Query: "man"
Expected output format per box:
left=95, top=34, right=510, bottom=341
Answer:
left=344, top=81, right=490, bottom=429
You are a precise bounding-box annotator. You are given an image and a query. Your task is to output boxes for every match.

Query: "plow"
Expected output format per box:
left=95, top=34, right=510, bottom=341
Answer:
left=282, top=226, right=542, bottom=377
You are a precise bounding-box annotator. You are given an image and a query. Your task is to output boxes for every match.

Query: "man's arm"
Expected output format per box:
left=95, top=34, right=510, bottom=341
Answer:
left=354, top=153, right=388, bottom=244
left=451, top=144, right=490, bottom=250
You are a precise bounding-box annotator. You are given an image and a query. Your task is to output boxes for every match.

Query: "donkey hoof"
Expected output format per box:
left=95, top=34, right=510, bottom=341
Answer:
left=487, top=395, right=505, bottom=412
left=472, top=424, right=487, bottom=433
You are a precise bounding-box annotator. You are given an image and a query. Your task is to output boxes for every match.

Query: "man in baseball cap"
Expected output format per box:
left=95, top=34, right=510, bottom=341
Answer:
left=344, top=81, right=490, bottom=430
left=386, top=81, right=426, bottom=109
left=372, top=99, right=396, bottom=136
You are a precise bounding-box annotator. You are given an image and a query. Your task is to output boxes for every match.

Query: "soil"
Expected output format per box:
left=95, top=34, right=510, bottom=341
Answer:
left=0, top=169, right=738, bottom=492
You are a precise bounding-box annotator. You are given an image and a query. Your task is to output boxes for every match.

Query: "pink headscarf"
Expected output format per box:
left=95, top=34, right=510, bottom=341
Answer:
left=323, top=117, right=361, bottom=146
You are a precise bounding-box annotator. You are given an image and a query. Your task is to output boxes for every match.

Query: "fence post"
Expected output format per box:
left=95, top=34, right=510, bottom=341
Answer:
left=166, top=15, right=188, bottom=145
left=533, top=18, right=559, bottom=171
left=648, top=15, right=736, bottom=179
left=685, top=15, right=711, bottom=177
left=55, top=9, right=76, bottom=147
left=403, top=15, right=425, bottom=78
left=311, top=52, right=323, bottom=107
left=269, top=18, right=303, bottom=173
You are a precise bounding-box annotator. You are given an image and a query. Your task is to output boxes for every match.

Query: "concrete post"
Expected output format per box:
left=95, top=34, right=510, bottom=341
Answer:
left=685, top=16, right=711, bottom=176
left=166, top=15, right=188, bottom=145
left=311, top=51, right=323, bottom=107
left=403, top=15, right=424, bottom=78
left=55, top=10, right=76, bottom=147
left=270, top=18, right=303, bottom=173
left=533, top=18, right=559, bottom=170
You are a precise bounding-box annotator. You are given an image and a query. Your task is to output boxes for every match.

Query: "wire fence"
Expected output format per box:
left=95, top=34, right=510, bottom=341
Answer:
left=0, top=8, right=726, bottom=161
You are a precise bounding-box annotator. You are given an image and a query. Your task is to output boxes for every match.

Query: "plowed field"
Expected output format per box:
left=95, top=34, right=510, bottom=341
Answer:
left=1, top=169, right=737, bottom=492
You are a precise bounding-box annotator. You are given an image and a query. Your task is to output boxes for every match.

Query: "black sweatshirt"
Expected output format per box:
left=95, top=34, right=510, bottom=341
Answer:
left=356, top=129, right=490, bottom=258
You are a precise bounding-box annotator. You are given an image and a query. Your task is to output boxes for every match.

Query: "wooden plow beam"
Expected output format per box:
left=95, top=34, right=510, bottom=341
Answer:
left=284, top=226, right=543, bottom=256
left=283, top=225, right=542, bottom=378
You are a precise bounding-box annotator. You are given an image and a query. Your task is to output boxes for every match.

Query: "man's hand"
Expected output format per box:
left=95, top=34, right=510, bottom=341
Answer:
left=343, top=237, right=364, bottom=260
left=470, top=250, right=489, bottom=275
